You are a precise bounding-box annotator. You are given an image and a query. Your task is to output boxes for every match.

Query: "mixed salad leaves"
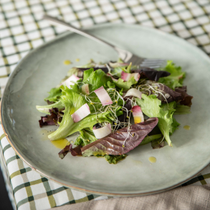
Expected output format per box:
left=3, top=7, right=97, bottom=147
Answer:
left=36, top=59, right=193, bottom=164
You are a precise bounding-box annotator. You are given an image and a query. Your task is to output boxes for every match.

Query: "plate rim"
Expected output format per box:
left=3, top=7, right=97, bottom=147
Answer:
left=1, top=22, right=210, bottom=196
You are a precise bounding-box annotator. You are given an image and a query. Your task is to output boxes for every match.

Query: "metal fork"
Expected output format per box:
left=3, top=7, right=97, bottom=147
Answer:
left=43, top=15, right=167, bottom=69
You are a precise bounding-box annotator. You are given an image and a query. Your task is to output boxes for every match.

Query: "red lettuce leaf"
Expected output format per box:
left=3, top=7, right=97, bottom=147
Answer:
left=81, top=117, right=158, bottom=156
left=156, top=83, right=182, bottom=103
left=132, top=67, right=170, bottom=82
left=175, top=86, right=193, bottom=107
left=156, top=84, right=193, bottom=107
left=58, top=144, right=72, bottom=159
left=58, top=144, right=82, bottom=159
left=71, top=145, right=82, bottom=156
left=39, top=108, right=63, bottom=128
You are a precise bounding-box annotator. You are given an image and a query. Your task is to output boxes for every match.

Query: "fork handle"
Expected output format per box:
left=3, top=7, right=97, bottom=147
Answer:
left=43, top=15, right=119, bottom=51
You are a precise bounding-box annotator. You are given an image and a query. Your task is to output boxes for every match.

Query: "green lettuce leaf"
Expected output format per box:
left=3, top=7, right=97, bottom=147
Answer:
left=48, top=106, right=74, bottom=140
left=48, top=108, right=110, bottom=140
left=136, top=94, right=179, bottom=146
left=171, top=117, right=180, bottom=134
left=159, top=61, right=185, bottom=89
left=136, top=94, right=161, bottom=116
left=48, top=86, right=88, bottom=140
left=67, top=111, right=111, bottom=136
left=103, top=154, right=127, bottom=164
left=83, top=68, right=94, bottom=82
left=60, top=85, right=87, bottom=114
left=158, top=102, right=179, bottom=146
left=83, top=69, right=112, bottom=92
left=174, top=104, right=191, bottom=115
left=107, top=81, right=116, bottom=88
left=36, top=100, right=64, bottom=114
left=112, top=77, right=137, bottom=90
left=111, top=67, right=124, bottom=77
left=140, top=134, right=163, bottom=146
left=44, top=87, right=62, bottom=102
left=69, top=83, right=81, bottom=94
left=75, top=129, right=97, bottom=147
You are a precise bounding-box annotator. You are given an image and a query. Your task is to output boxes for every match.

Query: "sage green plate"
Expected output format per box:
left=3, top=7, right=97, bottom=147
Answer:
left=1, top=23, right=210, bottom=196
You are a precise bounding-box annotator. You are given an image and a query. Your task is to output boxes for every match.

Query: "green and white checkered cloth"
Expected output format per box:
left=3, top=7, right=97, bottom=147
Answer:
left=0, top=0, right=210, bottom=209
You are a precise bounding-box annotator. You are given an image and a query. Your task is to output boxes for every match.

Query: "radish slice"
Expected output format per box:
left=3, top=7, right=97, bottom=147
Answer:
left=132, top=105, right=144, bottom=124
left=121, top=71, right=140, bottom=82
left=71, top=103, right=90, bottom=122
left=94, top=86, right=113, bottom=106
left=124, top=88, right=142, bottom=99
left=81, top=84, right=89, bottom=95
left=93, top=124, right=112, bottom=139
left=62, top=75, right=80, bottom=88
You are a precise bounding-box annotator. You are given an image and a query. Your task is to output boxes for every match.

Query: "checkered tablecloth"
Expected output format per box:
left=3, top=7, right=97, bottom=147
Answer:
left=0, top=0, right=210, bottom=209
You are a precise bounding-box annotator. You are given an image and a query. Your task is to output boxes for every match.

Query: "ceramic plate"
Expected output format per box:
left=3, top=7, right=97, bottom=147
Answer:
left=1, top=24, right=210, bottom=196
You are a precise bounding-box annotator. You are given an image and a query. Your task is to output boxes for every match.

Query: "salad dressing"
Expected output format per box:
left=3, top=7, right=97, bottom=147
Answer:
left=50, top=139, right=70, bottom=149
left=64, top=60, right=71, bottom=65
left=149, top=156, right=156, bottom=163
left=40, top=130, right=69, bottom=149
left=184, top=125, right=190, bottom=130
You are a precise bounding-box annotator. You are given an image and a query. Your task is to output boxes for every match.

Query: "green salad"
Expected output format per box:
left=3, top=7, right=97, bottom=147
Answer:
left=36, top=60, right=193, bottom=164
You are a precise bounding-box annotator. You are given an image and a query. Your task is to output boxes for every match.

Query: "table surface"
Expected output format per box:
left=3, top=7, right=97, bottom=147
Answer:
left=0, top=0, right=210, bottom=210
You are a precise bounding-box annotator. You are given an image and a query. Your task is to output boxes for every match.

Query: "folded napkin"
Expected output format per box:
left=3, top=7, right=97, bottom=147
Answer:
left=50, top=184, right=210, bottom=210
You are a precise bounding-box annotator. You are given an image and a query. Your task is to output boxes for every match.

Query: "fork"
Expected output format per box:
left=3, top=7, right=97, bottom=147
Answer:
left=43, top=15, right=167, bottom=69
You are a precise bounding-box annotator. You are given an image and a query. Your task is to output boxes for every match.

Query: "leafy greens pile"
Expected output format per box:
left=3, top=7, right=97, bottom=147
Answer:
left=36, top=60, right=193, bottom=164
